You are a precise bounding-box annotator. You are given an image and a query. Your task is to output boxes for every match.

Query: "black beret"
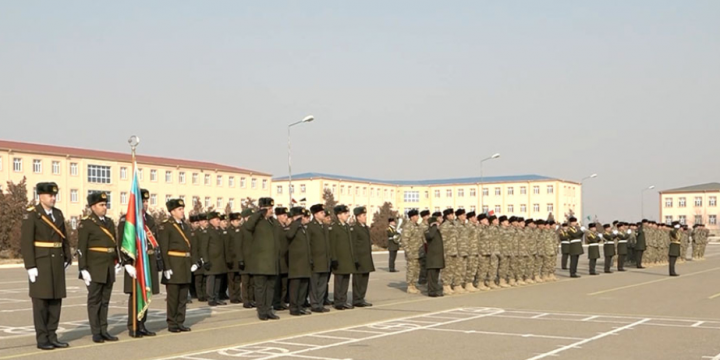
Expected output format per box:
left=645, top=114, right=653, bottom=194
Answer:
left=455, top=209, right=466, bottom=216
left=354, top=206, right=367, bottom=216
left=407, top=210, right=419, bottom=217
left=334, top=205, right=349, bottom=214
left=36, top=182, right=59, bottom=195
left=198, top=213, right=207, bottom=220
left=517, top=217, right=525, bottom=222
left=207, top=211, right=220, bottom=220
left=466, top=211, right=476, bottom=218
left=189, top=214, right=199, bottom=223
left=420, top=210, right=431, bottom=217
left=166, top=198, right=185, bottom=212
left=477, top=213, right=487, bottom=221
left=229, top=212, right=241, bottom=221
left=443, top=209, right=454, bottom=216
left=568, top=217, right=578, bottom=222
left=87, top=192, right=108, bottom=206
left=275, top=207, right=288, bottom=216
left=432, top=212, right=442, bottom=217
left=547, top=220, right=556, bottom=225
left=141, top=189, right=150, bottom=200
left=240, top=209, right=254, bottom=218
left=258, top=197, right=275, bottom=208
left=499, top=215, right=508, bottom=223
left=310, top=204, right=325, bottom=214
left=290, top=207, right=304, bottom=217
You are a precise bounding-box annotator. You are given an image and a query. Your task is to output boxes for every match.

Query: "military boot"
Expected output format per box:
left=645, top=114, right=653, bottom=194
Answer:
left=508, top=278, right=517, bottom=287
left=516, top=278, right=526, bottom=286
left=498, top=279, right=511, bottom=288
left=443, top=285, right=454, bottom=295
left=476, top=282, right=490, bottom=291
left=407, top=285, right=420, bottom=294
left=525, top=278, right=536, bottom=284
left=453, top=285, right=466, bottom=294
left=464, top=283, right=478, bottom=292
left=486, top=281, right=499, bottom=290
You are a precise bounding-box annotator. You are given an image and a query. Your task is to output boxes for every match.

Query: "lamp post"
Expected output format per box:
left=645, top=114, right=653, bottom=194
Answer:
left=288, top=115, right=315, bottom=206
left=641, top=185, right=655, bottom=219
left=479, top=153, right=500, bottom=213
left=580, top=173, right=598, bottom=225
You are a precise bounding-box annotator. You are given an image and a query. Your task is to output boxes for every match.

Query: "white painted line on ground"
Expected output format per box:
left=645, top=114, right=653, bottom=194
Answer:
left=308, top=334, right=354, bottom=341
left=582, top=316, right=599, bottom=321
left=425, top=328, right=585, bottom=341
left=271, top=341, right=319, bottom=347
left=524, top=318, right=650, bottom=360
left=532, top=313, right=548, bottom=319
left=342, top=329, right=385, bottom=335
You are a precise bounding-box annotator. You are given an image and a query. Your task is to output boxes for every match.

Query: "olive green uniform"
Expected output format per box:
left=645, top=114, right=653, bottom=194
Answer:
left=158, top=219, right=193, bottom=331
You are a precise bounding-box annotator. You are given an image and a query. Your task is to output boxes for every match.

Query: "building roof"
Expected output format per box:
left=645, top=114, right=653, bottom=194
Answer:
left=273, top=172, right=573, bottom=186
left=0, top=139, right=270, bottom=176
left=660, top=182, right=720, bottom=193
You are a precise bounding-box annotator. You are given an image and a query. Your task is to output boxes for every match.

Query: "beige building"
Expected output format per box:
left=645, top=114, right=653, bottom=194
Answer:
left=659, top=183, right=720, bottom=231
left=0, top=140, right=272, bottom=225
left=272, top=173, right=582, bottom=220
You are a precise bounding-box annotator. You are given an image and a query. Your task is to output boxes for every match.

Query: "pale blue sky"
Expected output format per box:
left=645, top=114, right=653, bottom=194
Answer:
left=1, top=1, right=718, bottom=221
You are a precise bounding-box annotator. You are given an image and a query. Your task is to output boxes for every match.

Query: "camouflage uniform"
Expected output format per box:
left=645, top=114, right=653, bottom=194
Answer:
left=465, top=221, right=480, bottom=290
left=401, top=220, right=422, bottom=289
left=543, top=228, right=558, bottom=280
left=531, top=228, right=543, bottom=282
left=455, top=219, right=471, bottom=290
left=509, top=227, right=522, bottom=285
left=477, top=224, right=494, bottom=288
left=439, top=220, right=460, bottom=292
left=516, top=227, right=532, bottom=284
left=498, top=226, right=513, bottom=287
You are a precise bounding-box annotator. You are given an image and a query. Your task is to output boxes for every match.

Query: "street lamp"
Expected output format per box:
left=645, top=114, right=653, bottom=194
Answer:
left=580, top=173, right=598, bottom=225
left=480, top=153, right=500, bottom=213
left=641, top=185, right=656, bottom=219
left=288, top=115, right=315, bottom=206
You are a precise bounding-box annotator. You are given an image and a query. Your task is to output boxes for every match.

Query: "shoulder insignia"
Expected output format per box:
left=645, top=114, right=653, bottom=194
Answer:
left=223, top=231, right=227, bottom=234
left=235, top=229, right=240, bottom=232
left=159, top=224, right=165, bottom=230
left=328, top=226, right=333, bottom=230
left=82, top=216, right=89, bottom=220
left=23, top=213, right=29, bottom=220
left=27, top=206, right=35, bottom=212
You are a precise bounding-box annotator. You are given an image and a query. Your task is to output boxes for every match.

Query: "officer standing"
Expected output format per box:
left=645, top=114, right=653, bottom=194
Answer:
left=307, top=204, right=331, bottom=313
left=21, top=182, right=72, bottom=350
left=351, top=207, right=375, bottom=307
left=273, top=207, right=290, bottom=311
left=669, top=222, right=682, bottom=276
left=440, top=209, right=461, bottom=294
left=159, top=199, right=196, bottom=332
left=201, top=212, right=229, bottom=306
left=286, top=207, right=313, bottom=316
left=187, top=215, right=200, bottom=300
left=227, top=212, right=244, bottom=304
left=78, top=192, right=120, bottom=343
left=424, top=215, right=445, bottom=297
left=401, top=210, right=422, bottom=294
left=417, top=210, right=431, bottom=285
left=330, top=205, right=355, bottom=310
left=238, top=209, right=255, bottom=308
left=566, top=217, right=584, bottom=278
left=602, top=224, right=617, bottom=274
left=194, top=213, right=208, bottom=301
left=616, top=223, right=631, bottom=271
left=247, top=198, right=281, bottom=320
left=586, top=223, right=600, bottom=275
left=387, top=218, right=400, bottom=272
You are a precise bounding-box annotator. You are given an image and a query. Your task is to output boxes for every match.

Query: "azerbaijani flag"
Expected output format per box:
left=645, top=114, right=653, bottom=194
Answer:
left=120, top=159, right=152, bottom=321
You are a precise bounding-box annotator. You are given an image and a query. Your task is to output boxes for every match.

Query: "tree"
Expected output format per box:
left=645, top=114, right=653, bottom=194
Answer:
left=323, top=189, right=338, bottom=221
left=369, top=202, right=398, bottom=248
left=149, top=208, right=169, bottom=224
left=65, top=219, right=79, bottom=254
left=0, top=177, right=30, bottom=258
left=546, top=212, right=555, bottom=223
left=241, top=197, right=258, bottom=211
left=224, top=202, right=232, bottom=216
left=192, top=198, right=203, bottom=215
left=564, top=209, right=575, bottom=223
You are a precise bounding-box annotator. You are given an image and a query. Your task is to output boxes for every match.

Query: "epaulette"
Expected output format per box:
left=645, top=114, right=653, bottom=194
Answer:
left=82, top=215, right=89, bottom=220
left=164, top=219, right=173, bottom=223
left=27, top=206, right=35, bottom=212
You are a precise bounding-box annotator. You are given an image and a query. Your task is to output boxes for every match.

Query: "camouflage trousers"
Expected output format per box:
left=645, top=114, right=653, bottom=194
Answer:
left=520, top=256, right=533, bottom=280
left=406, top=258, right=421, bottom=285
left=498, top=256, right=511, bottom=281
left=465, top=255, right=479, bottom=284
left=692, top=243, right=699, bottom=258
left=542, top=255, right=555, bottom=277
left=509, top=256, right=525, bottom=281
left=441, top=256, right=464, bottom=287
left=533, top=255, right=542, bottom=279
left=476, top=255, right=494, bottom=284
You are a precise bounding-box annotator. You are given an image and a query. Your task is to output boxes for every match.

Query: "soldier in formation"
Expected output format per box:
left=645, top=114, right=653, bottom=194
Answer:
left=351, top=206, right=375, bottom=307
left=692, top=224, right=710, bottom=260
left=400, top=210, right=422, bottom=294
left=387, top=218, right=400, bottom=272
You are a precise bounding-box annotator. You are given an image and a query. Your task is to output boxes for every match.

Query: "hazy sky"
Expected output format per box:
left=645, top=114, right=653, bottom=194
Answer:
left=1, top=1, right=719, bottom=221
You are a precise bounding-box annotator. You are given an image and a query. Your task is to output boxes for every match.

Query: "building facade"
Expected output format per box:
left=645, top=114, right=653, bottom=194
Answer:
left=0, top=140, right=272, bottom=225
left=659, top=183, right=720, bottom=231
left=272, top=173, right=582, bottom=221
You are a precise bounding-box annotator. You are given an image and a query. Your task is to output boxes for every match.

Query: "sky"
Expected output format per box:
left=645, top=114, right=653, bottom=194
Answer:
left=1, top=1, right=719, bottom=221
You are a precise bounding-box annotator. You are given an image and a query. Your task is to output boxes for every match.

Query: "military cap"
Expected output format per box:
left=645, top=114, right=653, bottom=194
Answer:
left=536, top=219, right=546, bottom=225
left=141, top=189, right=150, bottom=200
left=693, top=224, right=700, bottom=228
left=275, top=207, right=288, bottom=216
left=229, top=212, right=242, bottom=221
left=324, top=210, right=331, bottom=217
left=36, top=182, right=59, bottom=195
left=612, top=220, right=619, bottom=225
left=547, top=220, right=556, bottom=225
left=603, top=224, right=611, bottom=229
left=428, top=216, right=439, bottom=226
left=588, top=223, right=597, bottom=228
left=87, top=192, right=108, bottom=206
left=442, top=209, right=454, bottom=216
left=258, top=197, right=275, bottom=208
left=641, top=219, right=649, bottom=223
left=310, top=204, right=325, bottom=214
left=207, top=211, right=221, bottom=220
left=388, top=217, right=397, bottom=223
left=466, top=211, right=476, bottom=218
left=455, top=209, right=466, bottom=216
left=353, top=206, right=367, bottom=216
left=561, top=222, right=568, bottom=227
left=289, top=207, right=304, bottom=217
left=420, top=210, right=431, bottom=217
left=432, top=211, right=442, bottom=217
left=525, top=219, right=534, bottom=225
left=334, top=205, right=349, bottom=214
left=189, top=214, right=199, bottom=223
left=302, top=208, right=311, bottom=217
left=488, top=215, right=497, bottom=222
left=477, top=213, right=487, bottom=221
left=166, top=198, right=185, bottom=212
left=509, top=216, right=517, bottom=223
left=241, top=209, right=254, bottom=218
left=568, top=217, right=578, bottom=222
left=498, top=215, right=508, bottom=223
left=198, top=213, right=207, bottom=221
left=407, top=209, right=419, bottom=217
left=219, top=214, right=227, bottom=221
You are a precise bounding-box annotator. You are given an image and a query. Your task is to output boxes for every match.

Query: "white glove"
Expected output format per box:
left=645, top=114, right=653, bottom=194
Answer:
left=191, top=264, right=199, bottom=272
left=164, top=270, right=173, bottom=279
left=598, top=234, right=604, bottom=239
left=580, top=226, right=586, bottom=232
left=397, top=229, right=403, bottom=234
left=674, top=224, right=680, bottom=229
left=627, top=229, right=632, bottom=234
left=27, top=268, right=38, bottom=283
left=613, top=230, right=618, bottom=235
left=114, top=263, right=122, bottom=275
left=555, top=225, right=560, bottom=230
left=64, top=261, right=71, bottom=270
left=124, top=265, right=136, bottom=279
left=81, top=270, right=92, bottom=286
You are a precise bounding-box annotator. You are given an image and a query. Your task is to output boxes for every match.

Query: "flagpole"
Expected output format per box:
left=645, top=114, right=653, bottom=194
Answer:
left=129, top=135, right=139, bottom=336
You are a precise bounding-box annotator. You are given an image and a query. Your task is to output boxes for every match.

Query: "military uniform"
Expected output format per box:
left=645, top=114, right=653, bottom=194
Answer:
left=286, top=208, right=313, bottom=315
left=387, top=221, right=400, bottom=272
left=586, top=226, right=600, bottom=275
left=247, top=198, right=281, bottom=320
left=330, top=205, right=356, bottom=309
left=669, top=224, right=682, bottom=276
left=192, top=217, right=208, bottom=301
left=401, top=210, right=422, bottom=294
left=439, top=209, right=461, bottom=294
left=602, top=228, right=617, bottom=273
left=351, top=207, right=375, bottom=307
left=237, top=210, right=255, bottom=308
left=635, top=222, right=647, bottom=267
left=307, top=205, right=331, bottom=312
left=226, top=213, right=244, bottom=304
left=616, top=226, right=631, bottom=271
left=77, top=194, right=119, bottom=343
left=476, top=217, right=493, bottom=289
left=201, top=212, right=229, bottom=306
left=418, top=212, right=431, bottom=285
left=20, top=183, right=71, bottom=350
left=424, top=217, right=445, bottom=297
left=159, top=200, right=194, bottom=332
left=566, top=220, right=584, bottom=278
left=273, top=207, right=290, bottom=311
left=497, top=218, right=513, bottom=288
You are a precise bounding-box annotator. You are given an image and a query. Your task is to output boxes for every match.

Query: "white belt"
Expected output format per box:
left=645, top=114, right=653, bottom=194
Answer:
left=618, top=240, right=628, bottom=243
left=561, top=241, right=570, bottom=244
left=570, top=239, right=582, bottom=243
left=588, top=243, right=599, bottom=247
left=604, top=242, right=615, bottom=245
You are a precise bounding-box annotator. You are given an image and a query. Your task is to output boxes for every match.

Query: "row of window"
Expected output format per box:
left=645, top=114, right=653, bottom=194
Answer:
left=409, top=204, right=557, bottom=214
left=403, top=185, right=559, bottom=202
left=664, top=215, right=718, bottom=225
left=664, top=196, right=717, bottom=208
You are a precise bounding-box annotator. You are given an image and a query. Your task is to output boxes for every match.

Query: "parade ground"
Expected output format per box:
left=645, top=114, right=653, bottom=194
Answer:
left=2, top=247, right=720, bottom=360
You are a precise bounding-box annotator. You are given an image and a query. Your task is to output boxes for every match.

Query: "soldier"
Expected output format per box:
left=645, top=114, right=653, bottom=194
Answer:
left=201, top=212, right=229, bottom=306
left=560, top=220, right=571, bottom=270
left=485, top=215, right=502, bottom=288
left=424, top=215, right=445, bottom=297
left=497, top=216, right=513, bottom=288
left=519, top=219, right=534, bottom=284
left=465, top=211, right=480, bottom=291
left=227, top=212, right=244, bottom=304
left=307, top=205, right=330, bottom=313
left=194, top=213, right=208, bottom=301
left=118, top=189, right=160, bottom=338
left=616, top=223, right=631, bottom=271
left=238, top=209, right=255, bottom=308
left=585, top=223, right=600, bottom=275
left=78, top=192, right=120, bottom=343
left=217, top=214, right=230, bottom=301
left=187, top=215, right=200, bottom=300
left=321, top=210, right=333, bottom=306
left=273, top=207, right=290, bottom=311
left=351, top=207, right=375, bottom=307
left=286, top=208, right=313, bottom=316
left=454, top=209, right=474, bottom=292
left=418, top=210, right=432, bottom=285
left=525, top=219, right=540, bottom=283
left=401, top=210, right=422, bottom=294
left=330, top=205, right=356, bottom=310
left=247, top=197, right=281, bottom=320
left=603, top=224, right=617, bottom=274
left=566, top=217, right=584, bottom=278
left=440, top=209, right=462, bottom=294
left=21, top=182, right=72, bottom=350
left=508, top=217, right=521, bottom=286
left=387, top=218, right=400, bottom=272
left=669, top=222, right=682, bottom=276
left=159, top=199, right=196, bottom=333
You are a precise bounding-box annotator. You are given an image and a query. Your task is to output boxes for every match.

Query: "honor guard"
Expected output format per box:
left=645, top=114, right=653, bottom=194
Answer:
left=351, top=206, right=374, bottom=307
left=247, top=198, right=282, bottom=320
left=307, top=204, right=331, bottom=313
left=330, top=205, right=355, bottom=310
left=286, top=207, right=313, bottom=315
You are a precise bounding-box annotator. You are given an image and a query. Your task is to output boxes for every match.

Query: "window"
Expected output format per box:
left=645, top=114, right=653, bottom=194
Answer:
left=363, top=187, right=367, bottom=196
left=470, top=206, right=476, bottom=212
left=165, top=195, right=172, bottom=203
left=217, top=198, right=223, bottom=208
left=289, top=185, right=294, bottom=194
left=434, top=190, right=441, bottom=198
left=520, top=186, right=527, bottom=195
left=251, top=178, right=257, bottom=189
left=710, top=215, right=717, bottom=225
left=87, top=190, right=112, bottom=209
left=229, top=198, right=235, bottom=210
left=665, top=198, right=673, bottom=208
left=404, top=191, right=420, bottom=203
left=204, top=197, right=211, bottom=208
left=166, top=171, right=173, bottom=183
left=121, top=192, right=128, bottom=205
left=52, top=161, right=60, bottom=175
left=710, top=197, right=717, bottom=207
left=179, top=172, right=186, bottom=184
left=301, top=184, right=306, bottom=193
left=384, top=189, right=388, bottom=198
left=229, top=176, right=234, bottom=187
left=533, top=204, right=540, bottom=213
left=216, top=175, right=222, bottom=186
left=547, top=203, right=554, bottom=212
left=482, top=205, right=489, bottom=213
left=340, top=185, right=345, bottom=195
left=32, top=159, right=41, bottom=173
left=446, top=189, right=452, bottom=198
left=87, top=165, right=111, bottom=184
left=55, top=191, right=61, bottom=202
left=138, top=168, right=143, bottom=180
left=179, top=195, right=185, bottom=201
left=695, top=215, right=703, bottom=224
left=193, top=173, right=199, bottom=184
left=494, top=187, right=501, bottom=196
left=33, top=187, right=38, bottom=201
left=457, top=189, right=464, bottom=197
left=70, top=189, right=78, bottom=203
left=533, top=186, right=540, bottom=195
left=507, top=205, right=514, bottom=213
left=470, top=189, right=476, bottom=197
left=520, top=204, right=527, bottom=213
left=507, top=187, right=514, bottom=196
left=333, top=185, right=337, bottom=194
left=679, top=197, right=686, bottom=208
left=70, top=162, right=78, bottom=176
left=262, top=179, right=267, bottom=189
left=204, top=174, right=211, bottom=185
left=665, top=215, right=673, bottom=224
left=355, top=187, right=360, bottom=196
left=494, top=205, right=501, bottom=214
left=425, top=191, right=429, bottom=198
left=277, top=186, right=283, bottom=194
left=434, top=207, right=440, bottom=212
left=695, top=197, right=702, bottom=207
left=151, top=194, right=157, bottom=206
left=547, top=185, right=554, bottom=194
left=482, top=188, right=489, bottom=196
left=150, top=169, right=157, bottom=182
left=240, top=177, right=246, bottom=188
left=120, top=167, right=127, bottom=180
left=679, top=215, right=686, bottom=225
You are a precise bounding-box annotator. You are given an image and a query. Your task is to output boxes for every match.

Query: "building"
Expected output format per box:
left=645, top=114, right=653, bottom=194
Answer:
left=272, top=172, right=582, bottom=220
left=659, top=182, right=720, bottom=230
left=0, top=140, right=272, bottom=226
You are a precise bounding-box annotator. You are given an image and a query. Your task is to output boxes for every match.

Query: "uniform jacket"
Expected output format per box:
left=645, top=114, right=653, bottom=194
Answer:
left=21, top=205, right=71, bottom=299
left=77, top=213, right=118, bottom=284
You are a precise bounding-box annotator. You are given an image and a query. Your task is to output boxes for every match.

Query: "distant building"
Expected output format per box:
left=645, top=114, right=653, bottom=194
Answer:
left=272, top=172, right=581, bottom=220
left=659, top=182, right=720, bottom=230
